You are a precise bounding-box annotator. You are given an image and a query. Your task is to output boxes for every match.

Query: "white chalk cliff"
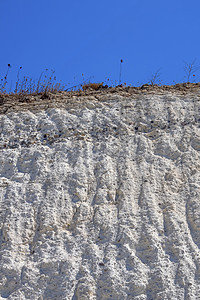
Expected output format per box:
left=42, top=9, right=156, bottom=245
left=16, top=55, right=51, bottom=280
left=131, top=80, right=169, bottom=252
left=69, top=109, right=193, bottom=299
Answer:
left=0, top=86, right=200, bottom=299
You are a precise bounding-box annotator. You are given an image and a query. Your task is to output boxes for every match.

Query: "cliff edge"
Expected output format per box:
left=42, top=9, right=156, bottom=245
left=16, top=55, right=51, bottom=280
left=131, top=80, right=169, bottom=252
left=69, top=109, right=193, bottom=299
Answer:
left=0, top=86, right=200, bottom=299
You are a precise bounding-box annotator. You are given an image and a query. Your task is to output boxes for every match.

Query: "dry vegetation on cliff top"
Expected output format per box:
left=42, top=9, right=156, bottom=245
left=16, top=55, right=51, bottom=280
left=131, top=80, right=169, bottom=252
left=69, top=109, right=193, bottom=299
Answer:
left=0, top=82, right=200, bottom=114
left=1, top=62, right=200, bottom=112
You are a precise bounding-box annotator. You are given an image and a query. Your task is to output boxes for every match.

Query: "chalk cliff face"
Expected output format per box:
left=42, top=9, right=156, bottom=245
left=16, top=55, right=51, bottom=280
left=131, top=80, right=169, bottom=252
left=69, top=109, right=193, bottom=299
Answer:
left=0, top=87, right=200, bottom=299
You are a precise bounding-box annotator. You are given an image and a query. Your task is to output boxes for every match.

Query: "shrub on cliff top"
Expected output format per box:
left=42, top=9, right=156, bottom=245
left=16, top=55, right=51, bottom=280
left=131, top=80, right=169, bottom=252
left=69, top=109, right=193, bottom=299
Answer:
left=81, top=82, right=103, bottom=91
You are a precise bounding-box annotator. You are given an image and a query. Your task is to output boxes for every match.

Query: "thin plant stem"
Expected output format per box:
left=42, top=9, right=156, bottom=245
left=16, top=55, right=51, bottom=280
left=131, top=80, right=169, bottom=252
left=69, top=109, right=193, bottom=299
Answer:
left=119, top=59, right=123, bottom=85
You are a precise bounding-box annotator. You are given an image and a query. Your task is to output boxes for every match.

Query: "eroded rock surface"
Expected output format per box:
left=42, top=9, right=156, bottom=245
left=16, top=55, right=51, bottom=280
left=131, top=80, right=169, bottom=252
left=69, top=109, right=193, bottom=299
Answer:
left=0, top=90, right=200, bottom=299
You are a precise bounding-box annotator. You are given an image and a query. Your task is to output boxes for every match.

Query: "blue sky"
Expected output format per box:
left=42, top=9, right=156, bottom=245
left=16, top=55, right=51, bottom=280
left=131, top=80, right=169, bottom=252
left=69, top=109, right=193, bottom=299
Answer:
left=1, top=0, right=200, bottom=91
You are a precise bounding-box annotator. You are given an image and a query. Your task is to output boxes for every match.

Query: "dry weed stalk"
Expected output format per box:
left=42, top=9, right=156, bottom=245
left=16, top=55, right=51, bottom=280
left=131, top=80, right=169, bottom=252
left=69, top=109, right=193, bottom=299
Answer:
left=149, top=69, right=162, bottom=86
left=184, top=59, right=199, bottom=83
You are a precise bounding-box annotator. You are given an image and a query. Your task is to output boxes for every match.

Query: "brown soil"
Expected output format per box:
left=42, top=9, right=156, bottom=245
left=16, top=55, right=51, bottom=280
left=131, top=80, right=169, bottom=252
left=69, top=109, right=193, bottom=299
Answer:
left=0, top=82, right=200, bottom=114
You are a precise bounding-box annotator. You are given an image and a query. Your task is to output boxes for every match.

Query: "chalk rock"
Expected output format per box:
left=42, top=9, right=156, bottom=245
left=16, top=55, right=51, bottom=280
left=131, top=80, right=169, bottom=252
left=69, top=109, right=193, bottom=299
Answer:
left=0, top=90, right=200, bottom=299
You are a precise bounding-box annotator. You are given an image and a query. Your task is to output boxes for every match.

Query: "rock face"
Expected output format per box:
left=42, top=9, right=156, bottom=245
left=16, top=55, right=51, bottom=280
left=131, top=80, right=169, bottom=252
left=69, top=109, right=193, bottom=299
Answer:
left=0, top=88, right=200, bottom=299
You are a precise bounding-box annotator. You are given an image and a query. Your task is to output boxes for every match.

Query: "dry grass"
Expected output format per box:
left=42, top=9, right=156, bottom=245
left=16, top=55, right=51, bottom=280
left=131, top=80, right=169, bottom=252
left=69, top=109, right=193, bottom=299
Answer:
left=1, top=59, right=200, bottom=98
left=0, top=66, right=66, bottom=96
left=0, top=67, right=110, bottom=97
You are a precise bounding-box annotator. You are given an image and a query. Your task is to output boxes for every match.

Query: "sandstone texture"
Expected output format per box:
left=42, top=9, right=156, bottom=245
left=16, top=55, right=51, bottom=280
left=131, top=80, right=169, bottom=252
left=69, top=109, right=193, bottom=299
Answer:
left=0, top=87, right=200, bottom=299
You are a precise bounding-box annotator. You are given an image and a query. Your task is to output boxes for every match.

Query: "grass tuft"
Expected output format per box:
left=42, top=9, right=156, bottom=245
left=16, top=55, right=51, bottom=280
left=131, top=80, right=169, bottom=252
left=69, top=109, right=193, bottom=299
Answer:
left=0, top=67, right=66, bottom=96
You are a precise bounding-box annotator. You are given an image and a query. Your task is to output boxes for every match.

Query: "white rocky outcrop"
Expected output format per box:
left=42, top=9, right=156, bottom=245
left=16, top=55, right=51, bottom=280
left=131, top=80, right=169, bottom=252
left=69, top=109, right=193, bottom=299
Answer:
left=0, top=87, right=200, bottom=299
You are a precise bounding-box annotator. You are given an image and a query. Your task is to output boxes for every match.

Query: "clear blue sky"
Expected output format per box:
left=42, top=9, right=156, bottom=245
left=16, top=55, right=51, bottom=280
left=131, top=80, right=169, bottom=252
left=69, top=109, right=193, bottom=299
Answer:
left=1, top=0, right=200, bottom=90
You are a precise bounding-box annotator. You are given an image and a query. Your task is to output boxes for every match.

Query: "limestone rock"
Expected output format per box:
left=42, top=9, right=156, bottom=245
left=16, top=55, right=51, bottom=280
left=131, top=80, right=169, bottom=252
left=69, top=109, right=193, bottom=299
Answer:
left=0, top=89, right=199, bottom=299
